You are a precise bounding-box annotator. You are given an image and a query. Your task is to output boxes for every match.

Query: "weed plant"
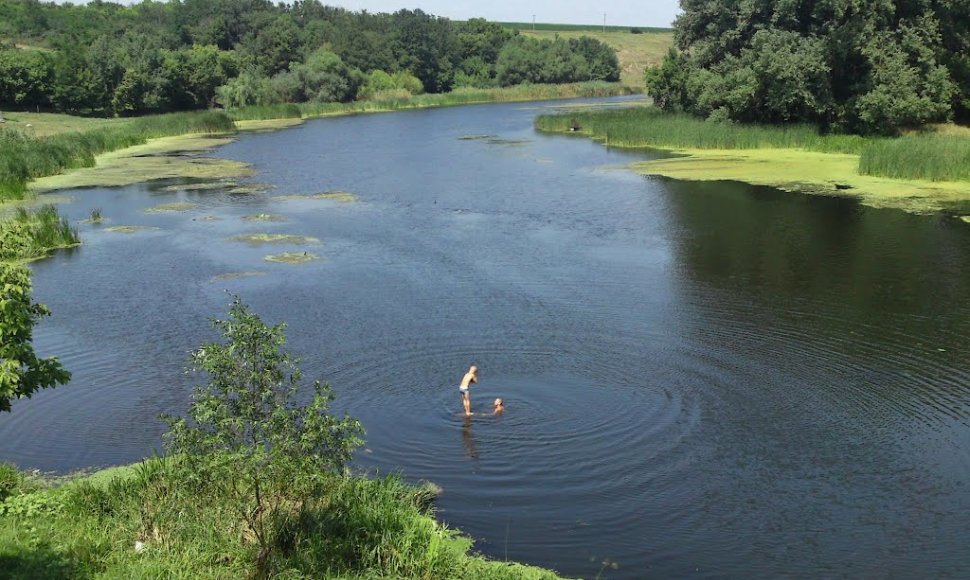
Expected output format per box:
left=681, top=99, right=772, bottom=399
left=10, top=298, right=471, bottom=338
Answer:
left=0, top=205, right=79, bottom=261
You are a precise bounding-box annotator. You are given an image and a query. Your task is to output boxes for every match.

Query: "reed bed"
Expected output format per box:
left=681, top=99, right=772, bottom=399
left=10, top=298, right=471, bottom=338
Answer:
left=859, top=134, right=970, bottom=182
left=0, top=111, right=236, bottom=201
left=535, top=106, right=867, bottom=154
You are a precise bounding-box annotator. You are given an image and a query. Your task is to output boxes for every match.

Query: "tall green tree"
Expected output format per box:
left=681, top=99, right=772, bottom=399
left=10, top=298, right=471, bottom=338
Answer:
left=651, top=0, right=958, bottom=133
left=0, top=261, right=70, bottom=413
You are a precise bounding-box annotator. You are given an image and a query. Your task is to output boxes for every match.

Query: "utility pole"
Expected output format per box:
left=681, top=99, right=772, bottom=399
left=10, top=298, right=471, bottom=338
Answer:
left=532, top=14, right=536, bottom=32
left=603, top=13, right=607, bottom=33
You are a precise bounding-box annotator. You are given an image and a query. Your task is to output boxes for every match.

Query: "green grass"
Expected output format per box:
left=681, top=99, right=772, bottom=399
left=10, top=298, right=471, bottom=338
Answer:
left=535, top=106, right=870, bottom=153
left=0, top=459, right=566, bottom=579
left=860, top=134, right=970, bottom=182
left=0, top=205, right=79, bottom=262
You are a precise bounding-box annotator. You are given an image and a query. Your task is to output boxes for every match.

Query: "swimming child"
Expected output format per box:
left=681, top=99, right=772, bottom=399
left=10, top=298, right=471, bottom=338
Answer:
left=459, top=365, right=478, bottom=416
left=493, top=398, right=504, bottom=414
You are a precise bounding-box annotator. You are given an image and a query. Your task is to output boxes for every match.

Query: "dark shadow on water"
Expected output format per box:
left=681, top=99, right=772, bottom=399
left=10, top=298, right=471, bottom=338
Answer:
left=461, top=416, right=478, bottom=460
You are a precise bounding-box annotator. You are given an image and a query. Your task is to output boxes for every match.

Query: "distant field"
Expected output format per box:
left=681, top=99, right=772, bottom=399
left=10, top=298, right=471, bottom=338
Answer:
left=501, top=22, right=672, bottom=34
left=0, top=112, right=129, bottom=137
left=520, top=29, right=674, bottom=87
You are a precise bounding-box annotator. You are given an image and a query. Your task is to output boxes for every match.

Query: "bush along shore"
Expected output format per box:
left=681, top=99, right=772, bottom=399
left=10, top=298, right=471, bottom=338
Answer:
left=535, top=105, right=970, bottom=214
left=0, top=298, right=566, bottom=579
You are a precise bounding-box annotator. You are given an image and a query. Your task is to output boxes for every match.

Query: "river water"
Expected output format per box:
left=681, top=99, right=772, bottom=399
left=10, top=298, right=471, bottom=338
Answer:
left=3, top=98, right=970, bottom=578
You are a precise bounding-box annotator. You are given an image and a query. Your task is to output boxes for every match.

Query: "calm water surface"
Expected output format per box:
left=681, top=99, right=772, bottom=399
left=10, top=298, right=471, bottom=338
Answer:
left=3, top=98, right=970, bottom=578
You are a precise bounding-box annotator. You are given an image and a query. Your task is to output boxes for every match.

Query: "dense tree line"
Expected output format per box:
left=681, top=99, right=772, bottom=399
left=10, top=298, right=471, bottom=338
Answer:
left=647, top=0, right=970, bottom=134
left=0, top=0, right=620, bottom=115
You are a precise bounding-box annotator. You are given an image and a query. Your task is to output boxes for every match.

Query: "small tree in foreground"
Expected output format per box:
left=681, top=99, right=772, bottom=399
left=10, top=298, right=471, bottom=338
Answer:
left=0, top=261, right=70, bottom=413
left=163, top=297, right=364, bottom=575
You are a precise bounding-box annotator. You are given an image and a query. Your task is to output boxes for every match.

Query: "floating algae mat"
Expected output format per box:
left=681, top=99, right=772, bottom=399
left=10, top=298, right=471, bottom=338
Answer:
left=160, top=181, right=237, bottom=193
left=485, top=137, right=531, bottom=146
left=144, top=201, right=199, bottom=213
left=458, top=134, right=497, bottom=140
left=242, top=213, right=287, bottom=222
left=226, top=184, right=272, bottom=195
left=211, top=271, right=269, bottom=282
left=29, top=135, right=253, bottom=192
left=104, top=225, right=159, bottom=233
left=264, top=252, right=321, bottom=264
left=275, top=191, right=357, bottom=203
left=230, top=233, right=320, bottom=245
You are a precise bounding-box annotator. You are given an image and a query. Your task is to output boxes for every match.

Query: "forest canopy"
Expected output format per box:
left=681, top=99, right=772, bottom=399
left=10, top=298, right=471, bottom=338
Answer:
left=0, top=0, right=620, bottom=115
left=646, top=0, right=970, bottom=134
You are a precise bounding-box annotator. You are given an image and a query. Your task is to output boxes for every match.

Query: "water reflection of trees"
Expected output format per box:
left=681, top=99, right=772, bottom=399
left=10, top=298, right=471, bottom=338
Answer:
left=660, top=179, right=970, bottom=420
left=661, top=179, right=970, bottom=328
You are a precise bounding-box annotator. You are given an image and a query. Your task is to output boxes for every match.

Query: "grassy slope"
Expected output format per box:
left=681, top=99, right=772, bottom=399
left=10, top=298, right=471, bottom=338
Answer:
left=0, top=461, right=567, bottom=579
left=520, top=30, right=674, bottom=87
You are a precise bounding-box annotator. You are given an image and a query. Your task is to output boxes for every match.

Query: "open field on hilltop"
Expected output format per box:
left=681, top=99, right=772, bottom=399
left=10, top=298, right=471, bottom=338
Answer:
left=501, top=22, right=671, bottom=34
left=520, top=29, right=674, bottom=87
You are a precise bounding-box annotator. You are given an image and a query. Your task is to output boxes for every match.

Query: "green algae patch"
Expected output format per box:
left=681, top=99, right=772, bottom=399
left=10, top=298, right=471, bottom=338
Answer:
left=230, top=233, right=320, bottom=245
left=242, top=213, right=287, bottom=222
left=485, top=137, right=531, bottom=146
left=104, top=225, right=158, bottom=233
left=28, top=134, right=253, bottom=192
left=226, top=183, right=272, bottom=195
left=276, top=191, right=358, bottom=203
left=630, top=147, right=970, bottom=214
left=211, top=271, right=269, bottom=281
left=235, top=118, right=305, bottom=132
left=264, top=251, right=321, bottom=264
left=144, top=201, right=199, bottom=213
left=161, top=181, right=236, bottom=192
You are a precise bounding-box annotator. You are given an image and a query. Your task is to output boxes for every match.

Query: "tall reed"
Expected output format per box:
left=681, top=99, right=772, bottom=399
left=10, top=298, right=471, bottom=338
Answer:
left=859, top=134, right=970, bottom=182
left=535, top=106, right=868, bottom=154
left=0, top=205, right=79, bottom=261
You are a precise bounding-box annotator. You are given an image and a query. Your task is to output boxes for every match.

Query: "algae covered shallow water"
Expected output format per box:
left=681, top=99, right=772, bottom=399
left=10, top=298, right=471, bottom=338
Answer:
left=3, top=97, right=970, bottom=578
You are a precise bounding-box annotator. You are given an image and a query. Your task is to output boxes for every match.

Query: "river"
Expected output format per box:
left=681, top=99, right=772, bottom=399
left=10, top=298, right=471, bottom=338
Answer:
left=3, top=98, right=970, bottom=578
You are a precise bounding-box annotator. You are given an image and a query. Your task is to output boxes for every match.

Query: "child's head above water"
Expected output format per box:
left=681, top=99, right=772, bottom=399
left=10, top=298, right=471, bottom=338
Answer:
left=493, top=398, right=504, bottom=410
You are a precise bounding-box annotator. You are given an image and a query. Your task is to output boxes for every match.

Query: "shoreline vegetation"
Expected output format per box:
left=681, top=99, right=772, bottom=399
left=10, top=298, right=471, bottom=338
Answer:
left=0, top=461, right=565, bottom=579
left=535, top=107, right=970, bottom=215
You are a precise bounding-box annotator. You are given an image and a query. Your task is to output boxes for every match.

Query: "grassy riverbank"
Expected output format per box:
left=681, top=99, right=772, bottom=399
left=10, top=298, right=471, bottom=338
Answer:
left=0, top=459, right=564, bottom=579
left=536, top=107, right=970, bottom=214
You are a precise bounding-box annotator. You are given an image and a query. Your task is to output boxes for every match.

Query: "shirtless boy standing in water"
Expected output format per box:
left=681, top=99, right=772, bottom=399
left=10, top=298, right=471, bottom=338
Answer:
left=459, top=365, right=478, bottom=416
